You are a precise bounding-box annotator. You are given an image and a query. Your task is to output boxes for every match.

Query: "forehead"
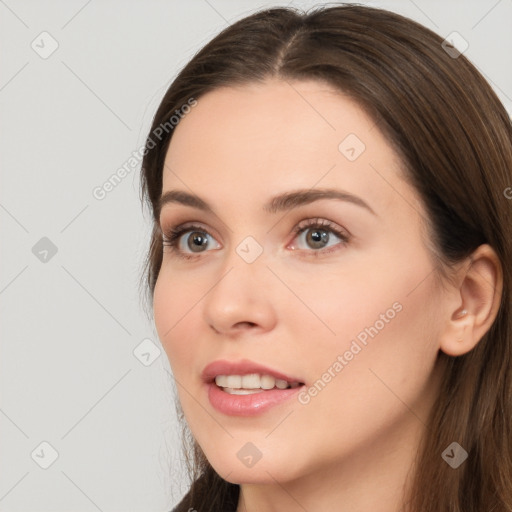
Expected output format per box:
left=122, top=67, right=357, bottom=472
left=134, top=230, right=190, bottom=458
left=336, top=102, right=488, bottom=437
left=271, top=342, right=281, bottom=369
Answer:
left=161, top=78, right=418, bottom=220
left=165, top=79, right=375, bottom=168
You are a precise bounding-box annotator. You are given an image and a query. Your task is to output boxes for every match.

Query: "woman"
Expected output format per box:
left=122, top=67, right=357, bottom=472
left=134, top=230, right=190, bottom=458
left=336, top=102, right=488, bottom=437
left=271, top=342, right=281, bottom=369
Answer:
left=140, top=4, right=512, bottom=511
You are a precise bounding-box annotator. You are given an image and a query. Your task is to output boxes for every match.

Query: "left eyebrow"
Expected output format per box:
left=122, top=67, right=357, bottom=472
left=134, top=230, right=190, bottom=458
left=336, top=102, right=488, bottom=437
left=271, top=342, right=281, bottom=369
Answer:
left=157, top=187, right=377, bottom=217
left=263, top=188, right=376, bottom=216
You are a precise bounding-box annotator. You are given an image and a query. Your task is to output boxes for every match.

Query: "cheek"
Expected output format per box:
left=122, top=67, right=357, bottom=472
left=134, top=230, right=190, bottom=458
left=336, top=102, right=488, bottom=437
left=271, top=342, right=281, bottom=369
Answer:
left=292, top=234, right=438, bottom=355
left=293, top=259, right=441, bottom=430
left=278, top=259, right=407, bottom=364
left=287, top=245, right=441, bottom=403
left=153, top=269, right=204, bottom=375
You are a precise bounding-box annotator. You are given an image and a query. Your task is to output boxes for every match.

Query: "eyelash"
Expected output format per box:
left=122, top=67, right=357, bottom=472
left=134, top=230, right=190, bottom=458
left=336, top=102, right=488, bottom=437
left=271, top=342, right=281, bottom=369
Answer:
left=161, top=218, right=350, bottom=261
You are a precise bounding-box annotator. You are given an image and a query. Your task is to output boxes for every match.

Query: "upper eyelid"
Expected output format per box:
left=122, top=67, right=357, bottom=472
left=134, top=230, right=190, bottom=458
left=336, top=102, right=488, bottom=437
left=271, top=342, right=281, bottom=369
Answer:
left=162, top=221, right=220, bottom=239
left=162, top=218, right=343, bottom=233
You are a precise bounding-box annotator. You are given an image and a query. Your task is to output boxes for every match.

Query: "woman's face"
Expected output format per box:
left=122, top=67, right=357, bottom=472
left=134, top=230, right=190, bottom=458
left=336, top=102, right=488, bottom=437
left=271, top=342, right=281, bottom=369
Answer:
left=153, top=79, right=449, bottom=486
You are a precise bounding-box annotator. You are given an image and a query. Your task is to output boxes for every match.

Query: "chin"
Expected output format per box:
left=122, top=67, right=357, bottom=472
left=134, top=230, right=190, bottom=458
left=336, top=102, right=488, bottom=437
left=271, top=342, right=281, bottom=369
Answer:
left=215, top=464, right=289, bottom=485
left=204, top=446, right=304, bottom=485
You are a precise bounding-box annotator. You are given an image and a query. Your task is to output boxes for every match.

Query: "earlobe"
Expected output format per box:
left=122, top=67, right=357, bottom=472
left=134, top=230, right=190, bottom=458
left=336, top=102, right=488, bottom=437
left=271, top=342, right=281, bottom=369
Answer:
left=439, top=244, right=503, bottom=357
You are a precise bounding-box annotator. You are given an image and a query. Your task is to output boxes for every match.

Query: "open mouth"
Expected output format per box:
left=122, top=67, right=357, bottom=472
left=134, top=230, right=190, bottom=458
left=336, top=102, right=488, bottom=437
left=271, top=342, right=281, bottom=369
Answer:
left=214, top=374, right=305, bottom=394
left=202, top=359, right=306, bottom=415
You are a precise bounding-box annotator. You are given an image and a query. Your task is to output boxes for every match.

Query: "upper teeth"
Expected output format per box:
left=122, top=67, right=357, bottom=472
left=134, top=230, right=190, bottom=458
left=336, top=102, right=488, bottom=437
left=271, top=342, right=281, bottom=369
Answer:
left=215, top=374, right=298, bottom=390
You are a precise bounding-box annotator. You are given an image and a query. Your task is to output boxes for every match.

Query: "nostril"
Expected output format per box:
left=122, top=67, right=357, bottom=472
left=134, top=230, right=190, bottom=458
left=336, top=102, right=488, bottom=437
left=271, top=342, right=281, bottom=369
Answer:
left=236, top=321, right=257, bottom=329
left=209, top=321, right=257, bottom=334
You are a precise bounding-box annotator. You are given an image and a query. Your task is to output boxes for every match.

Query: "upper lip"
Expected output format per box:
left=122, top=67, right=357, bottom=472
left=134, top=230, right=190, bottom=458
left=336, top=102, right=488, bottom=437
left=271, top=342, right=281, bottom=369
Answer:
left=201, top=359, right=304, bottom=385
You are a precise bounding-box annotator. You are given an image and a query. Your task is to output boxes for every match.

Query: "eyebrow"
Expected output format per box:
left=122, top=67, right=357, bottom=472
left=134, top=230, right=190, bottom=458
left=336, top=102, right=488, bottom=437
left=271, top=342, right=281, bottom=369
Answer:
left=157, top=188, right=376, bottom=217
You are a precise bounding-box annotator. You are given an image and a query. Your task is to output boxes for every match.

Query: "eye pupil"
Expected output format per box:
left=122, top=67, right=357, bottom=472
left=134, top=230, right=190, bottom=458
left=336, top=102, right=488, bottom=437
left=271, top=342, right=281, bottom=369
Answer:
left=307, top=229, right=329, bottom=248
left=188, top=231, right=209, bottom=252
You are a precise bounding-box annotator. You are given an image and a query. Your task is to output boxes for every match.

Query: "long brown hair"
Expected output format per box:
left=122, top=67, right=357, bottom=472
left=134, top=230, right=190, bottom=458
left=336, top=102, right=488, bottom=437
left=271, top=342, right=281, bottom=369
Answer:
left=139, top=4, right=512, bottom=511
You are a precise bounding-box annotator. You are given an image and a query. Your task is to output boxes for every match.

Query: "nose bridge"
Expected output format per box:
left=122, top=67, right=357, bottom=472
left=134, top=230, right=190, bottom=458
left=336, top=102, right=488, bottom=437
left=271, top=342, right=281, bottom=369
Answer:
left=201, top=237, right=276, bottom=334
left=214, top=225, right=269, bottom=285
left=210, top=240, right=267, bottom=305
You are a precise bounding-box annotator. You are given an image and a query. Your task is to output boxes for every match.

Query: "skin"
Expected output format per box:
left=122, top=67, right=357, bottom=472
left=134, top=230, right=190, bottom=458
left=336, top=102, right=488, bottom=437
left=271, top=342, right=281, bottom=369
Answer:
left=153, top=78, right=502, bottom=512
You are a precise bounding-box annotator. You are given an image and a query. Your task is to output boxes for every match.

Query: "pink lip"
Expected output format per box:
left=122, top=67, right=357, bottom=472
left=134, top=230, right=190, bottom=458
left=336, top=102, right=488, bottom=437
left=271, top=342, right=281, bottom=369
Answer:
left=202, top=359, right=305, bottom=417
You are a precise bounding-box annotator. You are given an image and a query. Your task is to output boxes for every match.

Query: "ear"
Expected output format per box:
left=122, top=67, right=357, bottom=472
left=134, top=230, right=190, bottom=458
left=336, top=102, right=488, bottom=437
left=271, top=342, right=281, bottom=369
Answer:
left=439, top=244, right=503, bottom=357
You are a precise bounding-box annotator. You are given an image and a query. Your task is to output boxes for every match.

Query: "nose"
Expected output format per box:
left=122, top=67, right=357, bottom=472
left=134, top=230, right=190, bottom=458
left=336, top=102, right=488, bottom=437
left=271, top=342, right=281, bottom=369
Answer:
left=202, top=252, right=278, bottom=337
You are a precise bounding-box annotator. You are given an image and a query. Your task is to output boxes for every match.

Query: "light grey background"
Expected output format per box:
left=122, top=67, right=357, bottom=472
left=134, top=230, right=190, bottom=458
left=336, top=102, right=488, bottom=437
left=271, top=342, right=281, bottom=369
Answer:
left=1, top=0, right=511, bottom=511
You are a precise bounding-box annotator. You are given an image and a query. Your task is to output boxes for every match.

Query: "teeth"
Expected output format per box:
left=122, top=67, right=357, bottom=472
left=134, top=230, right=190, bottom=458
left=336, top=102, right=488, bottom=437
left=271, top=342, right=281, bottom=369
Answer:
left=260, top=375, right=275, bottom=390
left=242, top=374, right=261, bottom=389
left=214, top=374, right=300, bottom=390
left=214, top=375, right=227, bottom=387
left=275, top=379, right=288, bottom=389
left=224, top=388, right=263, bottom=395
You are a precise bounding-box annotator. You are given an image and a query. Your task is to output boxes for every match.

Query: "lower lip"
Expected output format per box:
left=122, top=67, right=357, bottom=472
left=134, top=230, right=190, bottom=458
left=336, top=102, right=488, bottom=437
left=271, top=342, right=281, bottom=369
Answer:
left=206, top=382, right=304, bottom=416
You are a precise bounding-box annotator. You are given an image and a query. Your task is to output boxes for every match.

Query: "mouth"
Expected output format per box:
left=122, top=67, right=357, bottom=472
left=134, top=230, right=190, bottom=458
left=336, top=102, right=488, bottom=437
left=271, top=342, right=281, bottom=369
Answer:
left=202, top=359, right=306, bottom=416
left=213, top=373, right=303, bottom=394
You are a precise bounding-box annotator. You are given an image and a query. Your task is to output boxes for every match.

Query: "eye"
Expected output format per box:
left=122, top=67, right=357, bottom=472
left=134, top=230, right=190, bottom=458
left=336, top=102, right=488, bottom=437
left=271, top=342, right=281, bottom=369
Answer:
left=162, top=223, right=221, bottom=260
left=288, top=218, right=350, bottom=255
left=161, top=218, right=350, bottom=261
